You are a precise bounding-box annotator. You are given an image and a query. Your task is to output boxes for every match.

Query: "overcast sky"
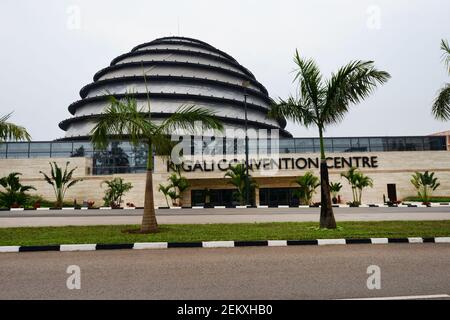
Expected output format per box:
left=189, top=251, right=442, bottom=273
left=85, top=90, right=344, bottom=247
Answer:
left=0, top=0, right=449, bottom=140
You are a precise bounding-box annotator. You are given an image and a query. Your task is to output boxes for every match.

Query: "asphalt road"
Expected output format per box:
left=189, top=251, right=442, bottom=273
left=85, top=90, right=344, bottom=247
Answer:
left=0, top=244, right=449, bottom=299
left=0, top=207, right=449, bottom=227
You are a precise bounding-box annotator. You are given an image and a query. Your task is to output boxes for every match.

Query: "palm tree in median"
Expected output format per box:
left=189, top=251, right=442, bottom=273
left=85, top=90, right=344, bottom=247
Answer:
left=432, top=39, right=450, bottom=120
left=91, top=96, right=223, bottom=233
left=269, top=50, right=390, bottom=228
left=0, top=112, right=31, bottom=142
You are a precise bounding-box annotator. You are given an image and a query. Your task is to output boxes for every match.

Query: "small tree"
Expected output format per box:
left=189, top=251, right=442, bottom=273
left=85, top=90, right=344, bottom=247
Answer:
left=102, top=177, right=133, bottom=208
left=224, top=163, right=257, bottom=206
left=39, top=162, right=83, bottom=208
left=0, top=172, right=36, bottom=208
left=329, top=182, right=343, bottom=204
left=168, top=173, right=190, bottom=206
left=158, top=184, right=172, bottom=207
left=294, top=172, right=320, bottom=205
left=341, top=167, right=373, bottom=206
left=411, top=171, right=440, bottom=204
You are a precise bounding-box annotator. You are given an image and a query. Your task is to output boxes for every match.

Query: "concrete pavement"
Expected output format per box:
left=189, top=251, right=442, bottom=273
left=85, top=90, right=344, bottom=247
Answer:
left=0, top=244, right=449, bottom=299
left=0, top=207, right=449, bottom=227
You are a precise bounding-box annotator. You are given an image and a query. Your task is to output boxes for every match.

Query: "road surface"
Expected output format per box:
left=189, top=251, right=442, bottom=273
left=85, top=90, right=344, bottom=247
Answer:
left=0, top=207, right=449, bottom=227
left=0, top=244, right=449, bottom=299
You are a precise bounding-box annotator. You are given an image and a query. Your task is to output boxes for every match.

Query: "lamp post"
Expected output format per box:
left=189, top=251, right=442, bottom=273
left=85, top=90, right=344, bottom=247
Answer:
left=242, top=81, right=250, bottom=206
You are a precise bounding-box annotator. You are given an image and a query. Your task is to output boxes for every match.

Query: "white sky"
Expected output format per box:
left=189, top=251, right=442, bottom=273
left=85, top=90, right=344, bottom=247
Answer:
left=0, top=0, right=449, bottom=140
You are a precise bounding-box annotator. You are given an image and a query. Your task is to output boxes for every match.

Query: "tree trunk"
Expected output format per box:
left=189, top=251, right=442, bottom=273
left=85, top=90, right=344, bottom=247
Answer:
left=140, top=142, right=158, bottom=233
left=141, top=169, right=158, bottom=233
left=320, top=160, right=336, bottom=229
left=318, top=127, right=336, bottom=229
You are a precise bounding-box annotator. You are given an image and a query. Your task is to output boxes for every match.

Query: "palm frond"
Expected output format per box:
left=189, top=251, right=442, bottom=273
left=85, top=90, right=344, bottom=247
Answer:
left=293, top=50, right=324, bottom=108
left=0, top=112, right=31, bottom=142
left=157, top=105, right=223, bottom=136
left=432, top=83, right=450, bottom=121
left=441, top=39, right=450, bottom=73
left=90, top=96, right=155, bottom=149
left=323, top=60, right=391, bottom=126
left=269, top=97, right=317, bottom=127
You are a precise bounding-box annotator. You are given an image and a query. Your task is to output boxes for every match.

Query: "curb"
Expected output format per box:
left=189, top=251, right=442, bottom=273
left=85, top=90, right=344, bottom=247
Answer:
left=2, top=203, right=449, bottom=211
left=1, top=237, right=449, bottom=253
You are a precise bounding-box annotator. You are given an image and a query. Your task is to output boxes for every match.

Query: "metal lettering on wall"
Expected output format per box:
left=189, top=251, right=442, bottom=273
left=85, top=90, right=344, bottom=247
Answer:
left=167, top=156, right=379, bottom=172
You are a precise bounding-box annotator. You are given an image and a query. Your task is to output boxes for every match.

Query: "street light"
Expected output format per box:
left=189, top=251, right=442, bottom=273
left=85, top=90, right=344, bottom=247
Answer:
left=242, top=80, right=250, bottom=206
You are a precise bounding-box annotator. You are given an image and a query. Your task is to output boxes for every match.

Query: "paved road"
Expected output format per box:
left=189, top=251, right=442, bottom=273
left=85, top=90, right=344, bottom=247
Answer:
left=0, top=244, right=449, bottom=299
left=0, top=207, right=449, bottom=227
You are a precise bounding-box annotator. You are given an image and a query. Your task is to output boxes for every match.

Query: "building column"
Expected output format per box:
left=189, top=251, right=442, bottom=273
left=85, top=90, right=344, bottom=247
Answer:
left=254, top=187, right=260, bottom=206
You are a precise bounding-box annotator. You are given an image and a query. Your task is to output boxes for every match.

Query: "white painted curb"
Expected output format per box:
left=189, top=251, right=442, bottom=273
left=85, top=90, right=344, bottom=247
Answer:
left=214, top=206, right=226, bottom=209
left=61, top=207, right=75, bottom=210
left=100, top=207, right=112, bottom=210
left=36, top=207, right=50, bottom=211
left=0, top=246, right=20, bottom=253
left=60, top=244, right=96, bottom=252
left=10, top=208, right=24, bottom=211
left=318, top=239, right=346, bottom=246
left=123, top=207, right=136, bottom=210
left=278, top=205, right=289, bottom=208
left=371, top=238, right=388, bottom=244
left=236, top=206, right=247, bottom=209
left=202, top=241, right=235, bottom=248
left=268, top=240, right=287, bottom=247
left=133, top=242, right=168, bottom=249
left=435, top=237, right=450, bottom=243
left=257, top=205, right=268, bottom=208
left=408, top=237, right=423, bottom=243
left=192, top=206, right=204, bottom=209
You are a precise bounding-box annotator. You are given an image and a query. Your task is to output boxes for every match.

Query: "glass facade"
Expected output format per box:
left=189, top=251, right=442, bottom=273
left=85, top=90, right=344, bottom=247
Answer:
left=0, top=136, right=446, bottom=175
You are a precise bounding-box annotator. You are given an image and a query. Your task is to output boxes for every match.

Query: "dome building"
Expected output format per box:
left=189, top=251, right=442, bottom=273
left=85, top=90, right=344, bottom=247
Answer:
left=59, top=36, right=291, bottom=139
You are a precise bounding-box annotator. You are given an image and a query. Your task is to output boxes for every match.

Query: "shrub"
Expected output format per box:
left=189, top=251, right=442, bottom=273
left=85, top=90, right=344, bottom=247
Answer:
left=102, top=178, right=133, bottom=208
left=410, top=171, right=440, bottom=204
left=0, top=172, right=36, bottom=208
left=39, top=162, right=83, bottom=208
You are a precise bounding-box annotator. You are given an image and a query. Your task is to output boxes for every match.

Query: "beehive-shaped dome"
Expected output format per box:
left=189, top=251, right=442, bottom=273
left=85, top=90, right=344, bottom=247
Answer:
left=59, top=36, right=291, bottom=138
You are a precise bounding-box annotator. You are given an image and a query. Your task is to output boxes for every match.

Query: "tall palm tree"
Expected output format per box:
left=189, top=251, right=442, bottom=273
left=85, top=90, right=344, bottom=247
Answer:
left=269, top=50, right=390, bottom=228
left=432, top=39, right=450, bottom=120
left=91, top=96, right=223, bottom=233
left=0, top=112, right=31, bottom=142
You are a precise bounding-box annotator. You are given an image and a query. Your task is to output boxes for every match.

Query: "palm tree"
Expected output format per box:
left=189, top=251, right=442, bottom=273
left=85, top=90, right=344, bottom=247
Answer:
left=0, top=172, right=36, bottom=208
left=158, top=184, right=172, bottom=207
left=411, top=171, right=440, bottom=204
left=432, top=39, right=450, bottom=120
left=91, top=96, right=223, bottom=233
left=269, top=50, right=390, bottom=228
left=224, top=163, right=257, bottom=206
left=39, top=162, right=83, bottom=208
left=102, top=177, right=133, bottom=208
left=0, top=112, right=31, bottom=142
left=341, top=167, right=373, bottom=205
left=294, top=172, right=320, bottom=205
left=329, top=182, right=343, bottom=203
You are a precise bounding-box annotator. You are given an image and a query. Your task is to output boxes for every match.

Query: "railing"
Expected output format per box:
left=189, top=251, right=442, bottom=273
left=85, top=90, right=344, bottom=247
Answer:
left=0, top=136, right=446, bottom=174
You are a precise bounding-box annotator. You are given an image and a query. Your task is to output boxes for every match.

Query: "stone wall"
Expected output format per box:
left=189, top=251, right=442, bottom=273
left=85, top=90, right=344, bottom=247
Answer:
left=1, top=151, right=449, bottom=206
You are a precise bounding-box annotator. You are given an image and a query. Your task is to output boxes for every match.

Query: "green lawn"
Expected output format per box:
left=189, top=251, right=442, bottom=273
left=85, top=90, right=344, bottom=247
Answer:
left=403, top=196, right=450, bottom=203
left=1, top=221, right=450, bottom=246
